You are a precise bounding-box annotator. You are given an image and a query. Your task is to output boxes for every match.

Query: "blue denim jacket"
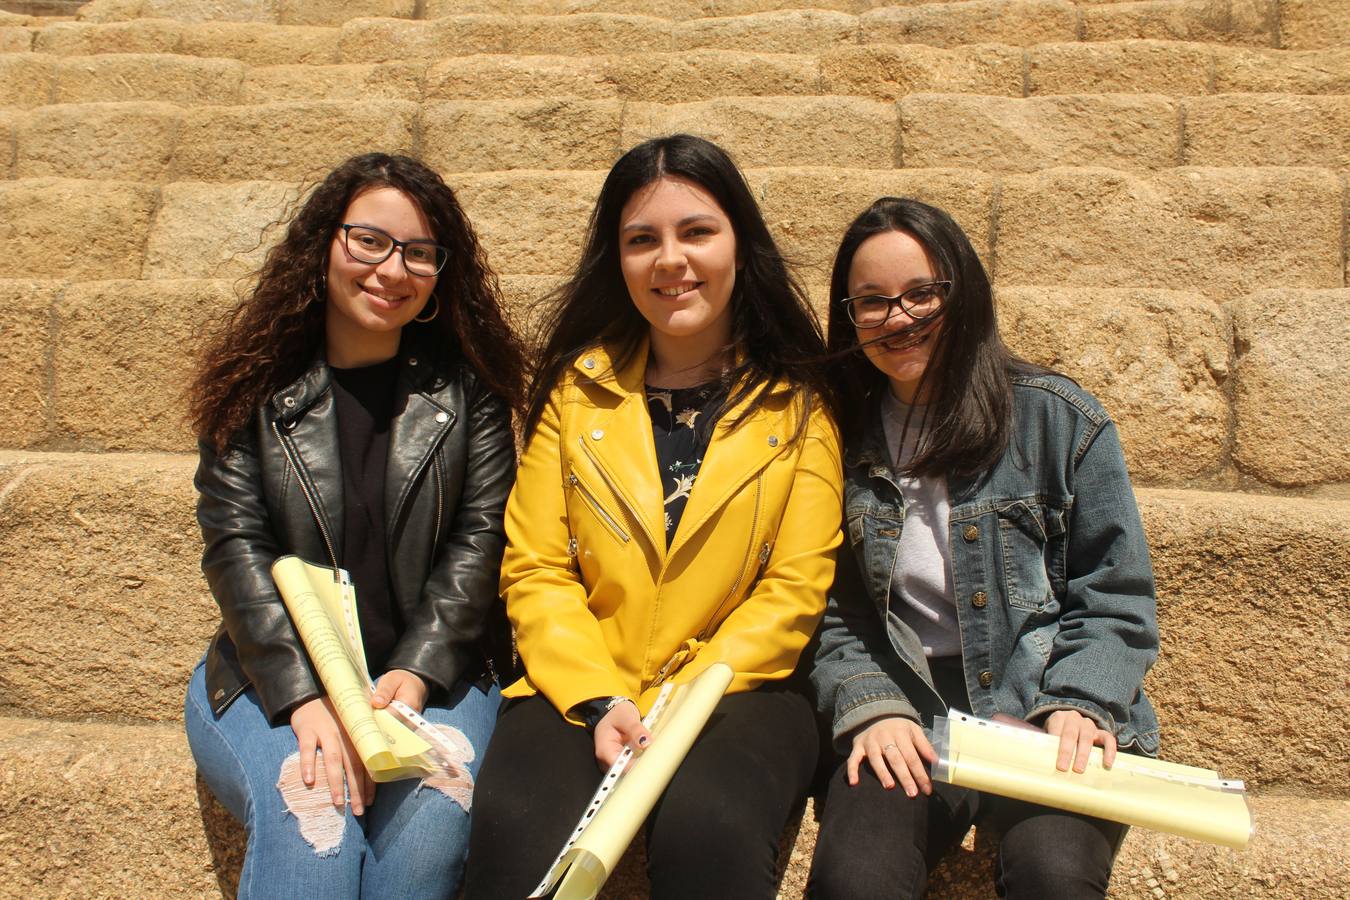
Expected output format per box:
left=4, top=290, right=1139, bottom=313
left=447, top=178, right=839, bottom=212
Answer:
left=812, top=374, right=1160, bottom=756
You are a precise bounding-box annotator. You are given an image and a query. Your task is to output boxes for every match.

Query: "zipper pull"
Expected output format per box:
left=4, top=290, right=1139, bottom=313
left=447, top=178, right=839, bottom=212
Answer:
left=566, top=537, right=578, bottom=559
left=567, top=472, right=579, bottom=487
left=758, top=542, right=772, bottom=566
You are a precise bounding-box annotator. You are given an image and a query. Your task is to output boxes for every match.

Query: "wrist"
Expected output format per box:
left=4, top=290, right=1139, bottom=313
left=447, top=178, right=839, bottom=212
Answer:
left=573, top=696, right=634, bottom=732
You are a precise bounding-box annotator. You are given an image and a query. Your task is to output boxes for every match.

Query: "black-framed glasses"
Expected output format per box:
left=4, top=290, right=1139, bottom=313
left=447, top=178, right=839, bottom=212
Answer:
left=340, top=223, right=447, bottom=277
left=841, top=280, right=951, bottom=328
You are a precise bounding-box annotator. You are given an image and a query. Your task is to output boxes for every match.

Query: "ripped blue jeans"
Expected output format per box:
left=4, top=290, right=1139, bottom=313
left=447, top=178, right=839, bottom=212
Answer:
left=185, top=659, right=499, bottom=899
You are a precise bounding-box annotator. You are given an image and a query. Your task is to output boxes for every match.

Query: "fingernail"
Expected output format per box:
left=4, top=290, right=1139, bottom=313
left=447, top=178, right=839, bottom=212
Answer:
left=637, top=736, right=650, bottom=747
left=906, top=787, right=917, bottom=798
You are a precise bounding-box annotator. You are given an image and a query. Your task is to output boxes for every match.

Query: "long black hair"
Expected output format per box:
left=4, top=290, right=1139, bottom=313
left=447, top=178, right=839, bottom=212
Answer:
left=826, top=197, right=1045, bottom=477
left=191, top=152, right=526, bottom=452
left=522, top=134, right=836, bottom=442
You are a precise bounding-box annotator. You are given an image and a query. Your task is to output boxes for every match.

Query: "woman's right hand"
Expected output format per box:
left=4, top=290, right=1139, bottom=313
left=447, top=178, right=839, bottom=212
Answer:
left=848, top=716, right=937, bottom=797
left=290, top=696, right=375, bottom=814
left=593, top=699, right=651, bottom=769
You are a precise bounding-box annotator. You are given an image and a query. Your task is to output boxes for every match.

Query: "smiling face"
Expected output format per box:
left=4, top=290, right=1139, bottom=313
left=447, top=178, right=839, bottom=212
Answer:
left=617, top=175, right=738, bottom=380
left=848, top=229, right=945, bottom=404
left=324, top=186, right=437, bottom=368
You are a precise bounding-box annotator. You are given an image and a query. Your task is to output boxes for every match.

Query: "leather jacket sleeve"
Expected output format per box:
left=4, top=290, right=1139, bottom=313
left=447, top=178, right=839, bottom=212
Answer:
left=387, top=373, right=516, bottom=693
left=196, top=431, right=320, bottom=724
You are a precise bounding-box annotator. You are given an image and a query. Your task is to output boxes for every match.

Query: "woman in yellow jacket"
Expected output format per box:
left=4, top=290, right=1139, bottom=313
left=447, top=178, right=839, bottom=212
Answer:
left=463, top=134, right=844, bottom=899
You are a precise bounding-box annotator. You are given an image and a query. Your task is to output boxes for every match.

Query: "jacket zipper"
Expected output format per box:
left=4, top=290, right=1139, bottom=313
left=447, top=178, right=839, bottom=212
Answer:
left=272, top=420, right=339, bottom=570
left=567, top=470, right=630, bottom=543
left=696, top=470, right=765, bottom=642
left=431, top=450, right=444, bottom=551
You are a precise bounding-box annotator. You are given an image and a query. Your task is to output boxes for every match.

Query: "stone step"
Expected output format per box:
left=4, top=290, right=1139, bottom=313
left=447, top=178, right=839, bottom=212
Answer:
left=0, top=453, right=1345, bottom=788
left=0, top=714, right=1344, bottom=898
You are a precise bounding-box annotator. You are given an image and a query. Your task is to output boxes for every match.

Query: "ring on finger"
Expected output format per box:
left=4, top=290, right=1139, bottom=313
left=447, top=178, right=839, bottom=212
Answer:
left=882, top=743, right=898, bottom=752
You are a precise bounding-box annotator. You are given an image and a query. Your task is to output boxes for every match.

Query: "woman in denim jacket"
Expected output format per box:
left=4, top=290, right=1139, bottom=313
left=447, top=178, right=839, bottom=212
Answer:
left=808, top=198, right=1159, bottom=899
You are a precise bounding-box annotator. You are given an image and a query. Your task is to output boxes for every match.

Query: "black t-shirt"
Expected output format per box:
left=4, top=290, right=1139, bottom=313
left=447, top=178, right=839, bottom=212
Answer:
left=646, top=381, right=724, bottom=547
left=331, top=357, right=402, bottom=676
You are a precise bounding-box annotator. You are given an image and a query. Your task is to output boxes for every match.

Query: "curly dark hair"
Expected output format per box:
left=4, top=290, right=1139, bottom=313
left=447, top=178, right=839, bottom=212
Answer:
left=189, top=153, right=525, bottom=451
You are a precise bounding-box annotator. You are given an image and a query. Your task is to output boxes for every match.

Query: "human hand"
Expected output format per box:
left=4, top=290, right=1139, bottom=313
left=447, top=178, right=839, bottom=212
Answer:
left=1044, top=709, right=1117, bottom=773
left=372, top=669, right=429, bottom=714
left=593, top=699, right=651, bottom=770
left=847, top=716, right=936, bottom=798
left=290, top=696, right=376, bottom=814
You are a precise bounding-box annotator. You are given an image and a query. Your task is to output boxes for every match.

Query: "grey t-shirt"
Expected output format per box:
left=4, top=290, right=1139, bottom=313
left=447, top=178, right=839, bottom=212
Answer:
left=881, top=391, right=960, bottom=658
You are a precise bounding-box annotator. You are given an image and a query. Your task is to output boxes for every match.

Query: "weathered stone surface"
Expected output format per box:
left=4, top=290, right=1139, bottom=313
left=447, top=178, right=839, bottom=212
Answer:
left=674, top=9, right=857, bottom=53
left=69, top=0, right=148, bottom=21
left=177, top=21, right=339, bottom=65
left=500, top=273, right=566, bottom=347
left=53, top=281, right=229, bottom=453
left=421, top=99, right=623, bottom=173
left=820, top=44, right=1023, bottom=101
left=625, top=97, right=896, bottom=169
left=995, top=168, right=1343, bottom=299
left=1228, top=289, right=1350, bottom=487
left=33, top=19, right=182, bottom=55
left=0, top=178, right=156, bottom=280
left=0, top=53, right=53, bottom=107
left=1184, top=95, right=1350, bottom=168
left=135, top=0, right=276, bottom=23
left=1278, top=0, right=1350, bottom=50
left=0, top=455, right=210, bottom=722
left=452, top=170, right=606, bottom=275
left=860, top=0, right=1078, bottom=47
left=143, top=180, right=299, bottom=279
left=1028, top=39, right=1212, bottom=95
left=0, top=27, right=31, bottom=53
left=997, top=288, right=1228, bottom=483
left=562, top=0, right=707, bottom=18
left=902, top=94, right=1179, bottom=171
left=17, top=101, right=180, bottom=180
left=340, top=14, right=669, bottom=61
left=1213, top=46, right=1350, bottom=93
left=606, top=49, right=820, bottom=101
left=337, top=17, right=465, bottom=61
left=0, top=107, right=16, bottom=176
left=1139, top=489, right=1350, bottom=790
left=240, top=61, right=425, bottom=103
left=0, top=283, right=60, bottom=449
left=426, top=0, right=558, bottom=11
left=275, top=0, right=415, bottom=27
left=1081, top=0, right=1278, bottom=46
left=52, top=53, right=245, bottom=104
left=173, top=101, right=416, bottom=182
left=426, top=54, right=619, bottom=100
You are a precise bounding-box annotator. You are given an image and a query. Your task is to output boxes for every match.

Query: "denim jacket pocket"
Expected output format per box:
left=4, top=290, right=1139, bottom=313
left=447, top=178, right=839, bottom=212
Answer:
left=996, top=499, right=1068, bottom=612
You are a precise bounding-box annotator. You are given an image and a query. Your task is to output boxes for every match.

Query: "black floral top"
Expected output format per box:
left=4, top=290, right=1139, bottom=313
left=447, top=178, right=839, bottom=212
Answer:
left=646, top=382, right=725, bottom=546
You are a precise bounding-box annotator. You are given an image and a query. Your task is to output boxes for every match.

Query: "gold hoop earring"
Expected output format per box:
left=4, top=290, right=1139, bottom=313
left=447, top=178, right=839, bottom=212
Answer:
left=413, top=293, right=440, bottom=323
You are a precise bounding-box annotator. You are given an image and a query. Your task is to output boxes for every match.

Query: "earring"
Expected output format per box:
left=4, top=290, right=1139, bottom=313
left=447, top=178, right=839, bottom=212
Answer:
left=317, top=271, right=327, bottom=302
left=413, top=293, right=440, bottom=323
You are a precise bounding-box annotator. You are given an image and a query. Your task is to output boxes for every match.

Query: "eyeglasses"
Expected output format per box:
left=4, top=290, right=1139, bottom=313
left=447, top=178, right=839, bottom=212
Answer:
left=841, top=280, right=951, bottom=328
left=340, top=223, right=447, bottom=277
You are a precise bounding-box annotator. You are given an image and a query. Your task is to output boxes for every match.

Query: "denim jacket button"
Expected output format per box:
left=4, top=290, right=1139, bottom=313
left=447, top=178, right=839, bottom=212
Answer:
left=971, top=590, right=988, bottom=608
left=963, top=524, right=979, bottom=542
left=978, top=670, right=993, bottom=688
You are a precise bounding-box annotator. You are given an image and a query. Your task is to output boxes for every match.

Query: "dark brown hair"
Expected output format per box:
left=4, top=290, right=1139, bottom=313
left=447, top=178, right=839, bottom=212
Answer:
left=189, top=153, right=525, bottom=451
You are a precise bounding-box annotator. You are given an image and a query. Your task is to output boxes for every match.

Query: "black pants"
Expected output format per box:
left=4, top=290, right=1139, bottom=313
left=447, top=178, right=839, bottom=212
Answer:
left=463, top=685, right=819, bottom=900
left=808, top=658, right=1127, bottom=900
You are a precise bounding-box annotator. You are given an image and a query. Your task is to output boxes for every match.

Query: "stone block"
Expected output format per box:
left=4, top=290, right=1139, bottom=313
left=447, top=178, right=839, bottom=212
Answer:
left=606, top=50, right=820, bottom=102
left=1213, top=47, right=1350, bottom=93
left=452, top=170, right=606, bottom=275
left=177, top=21, right=339, bottom=65
left=562, top=0, right=708, bottom=18
left=674, top=9, right=858, bottom=53
left=53, top=280, right=231, bottom=452
left=143, top=180, right=299, bottom=279
left=0, top=53, right=54, bottom=107
left=1278, top=0, right=1350, bottom=49
left=500, top=273, right=565, bottom=347
left=52, top=53, right=245, bottom=104
left=1139, top=488, right=1350, bottom=789
left=136, top=0, right=276, bottom=23
left=240, top=62, right=425, bottom=103
left=425, top=54, right=619, bottom=100
left=17, top=101, right=180, bottom=181
left=1028, top=39, right=1212, bottom=95
left=0, top=107, right=16, bottom=176
left=996, top=288, right=1228, bottom=483
left=901, top=94, right=1179, bottom=171
left=0, top=455, right=211, bottom=722
left=276, top=0, right=415, bottom=27
left=173, top=100, right=417, bottom=182
left=860, top=0, right=1078, bottom=48
left=480, top=13, right=672, bottom=54
left=819, top=44, right=1023, bottom=102
left=994, top=168, right=1342, bottom=300
left=1228, top=289, right=1350, bottom=487
left=1183, top=95, right=1350, bottom=168
left=0, top=27, right=30, bottom=52
left=33, top=19, right=182, bottom=55
left=1081, top=0, right=1278, bottom=46
left=624, top=97, right=897, bottom=169
left=425, top=0, right=558, bottom=12
left=340, top=14, right=669, bottom=61
left=338, top=17, right=460, bottom=61
left=0, top=178, right=156, bottom=280
left=421, top=99, right=623, bottom=173
left=67, top=0, right=145, bottom=21
left=0, top=282, right=60, bottom=448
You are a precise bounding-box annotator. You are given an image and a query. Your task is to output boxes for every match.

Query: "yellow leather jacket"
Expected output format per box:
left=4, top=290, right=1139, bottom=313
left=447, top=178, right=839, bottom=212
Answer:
left=500, top=341, right=843, bottom=721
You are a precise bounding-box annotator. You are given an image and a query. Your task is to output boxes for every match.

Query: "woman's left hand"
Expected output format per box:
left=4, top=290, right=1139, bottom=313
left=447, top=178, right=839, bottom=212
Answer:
left=1044, top=709, right=1116, bottom=773
left=371, top=669, right=429, bottom=715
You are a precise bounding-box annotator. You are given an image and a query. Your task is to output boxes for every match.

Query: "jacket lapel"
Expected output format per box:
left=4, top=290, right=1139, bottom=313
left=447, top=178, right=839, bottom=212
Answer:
left=271, top=360, right=344, bottom=564
left=385, top=356, right=456, bottom=543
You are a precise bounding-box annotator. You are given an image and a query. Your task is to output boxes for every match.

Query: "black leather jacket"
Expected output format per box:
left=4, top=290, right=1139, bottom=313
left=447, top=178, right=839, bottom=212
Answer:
left=195, top=342, right=516, bottom=724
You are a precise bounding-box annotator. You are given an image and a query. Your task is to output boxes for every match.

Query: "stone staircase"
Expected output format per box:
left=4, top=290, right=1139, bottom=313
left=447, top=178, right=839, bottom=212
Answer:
left=0, top=0, right=1346, bottom=897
